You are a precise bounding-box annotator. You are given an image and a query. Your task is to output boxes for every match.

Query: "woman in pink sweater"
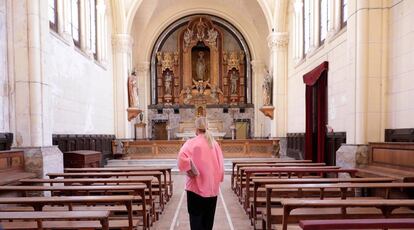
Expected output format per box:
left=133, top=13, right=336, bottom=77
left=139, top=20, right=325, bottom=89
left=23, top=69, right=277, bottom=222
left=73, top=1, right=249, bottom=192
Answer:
left=177, top=117, right=224, bottom=230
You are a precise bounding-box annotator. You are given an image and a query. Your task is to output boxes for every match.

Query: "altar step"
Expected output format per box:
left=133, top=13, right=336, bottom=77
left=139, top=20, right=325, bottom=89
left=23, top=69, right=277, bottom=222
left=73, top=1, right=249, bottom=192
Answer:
left=106, top=158, right=277, bottom=173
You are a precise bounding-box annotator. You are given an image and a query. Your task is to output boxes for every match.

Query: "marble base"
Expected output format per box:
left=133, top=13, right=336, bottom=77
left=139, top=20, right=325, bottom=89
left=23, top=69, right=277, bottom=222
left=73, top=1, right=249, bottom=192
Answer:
left=336, top=144, right=369, bottom=169
left=15, top=146, right=63, bottom=178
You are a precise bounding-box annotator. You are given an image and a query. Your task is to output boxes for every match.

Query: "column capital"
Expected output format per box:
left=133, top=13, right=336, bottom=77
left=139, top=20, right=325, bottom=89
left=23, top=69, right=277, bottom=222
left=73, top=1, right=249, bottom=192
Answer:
left=267, top=32, right=289, bottom=50
left=112, top=34, right=133, bottom=53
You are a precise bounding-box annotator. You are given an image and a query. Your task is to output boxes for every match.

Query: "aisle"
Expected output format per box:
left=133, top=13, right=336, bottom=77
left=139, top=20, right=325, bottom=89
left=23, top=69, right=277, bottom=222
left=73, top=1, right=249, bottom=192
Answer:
left=153, top=174, right=252, bottom=230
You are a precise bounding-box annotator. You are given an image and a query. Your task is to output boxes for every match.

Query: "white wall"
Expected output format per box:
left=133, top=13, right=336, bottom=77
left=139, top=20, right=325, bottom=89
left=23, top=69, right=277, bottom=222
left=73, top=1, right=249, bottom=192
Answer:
left=387, top=0, right=414, bottom=129
left=46, top=34, right=114, bottom=134
left=0, top=0, right=9, bottom=133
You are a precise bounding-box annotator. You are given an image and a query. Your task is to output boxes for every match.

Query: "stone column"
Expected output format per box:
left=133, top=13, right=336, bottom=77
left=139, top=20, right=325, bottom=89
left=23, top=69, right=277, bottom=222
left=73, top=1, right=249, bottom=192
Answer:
left=112, top=34, right=133, bottom=138
left=267, top=32, right=289, bottom=138
left=251, top=60, right=266, bottom=137
left=136, top=61, right=150, bottom=123
left=9, top=0, right=63, bottom=177
left=354, top=0, right=369, bottom=144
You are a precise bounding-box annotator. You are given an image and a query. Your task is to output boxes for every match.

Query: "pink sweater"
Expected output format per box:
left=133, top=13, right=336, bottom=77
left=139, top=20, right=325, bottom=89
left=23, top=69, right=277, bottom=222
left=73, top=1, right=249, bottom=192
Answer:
left=177, top=134, right=224, bottom=197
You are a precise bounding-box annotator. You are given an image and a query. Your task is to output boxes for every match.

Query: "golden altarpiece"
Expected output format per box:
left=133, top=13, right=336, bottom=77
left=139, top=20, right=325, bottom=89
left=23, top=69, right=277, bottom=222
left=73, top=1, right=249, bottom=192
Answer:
left=148, top=15, right=254, bottom=140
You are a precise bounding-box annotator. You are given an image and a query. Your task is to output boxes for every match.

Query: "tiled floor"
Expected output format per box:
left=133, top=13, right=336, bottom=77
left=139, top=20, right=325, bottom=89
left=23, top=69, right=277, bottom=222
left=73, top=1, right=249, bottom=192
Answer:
left=152, top=174, right=253, bottom=230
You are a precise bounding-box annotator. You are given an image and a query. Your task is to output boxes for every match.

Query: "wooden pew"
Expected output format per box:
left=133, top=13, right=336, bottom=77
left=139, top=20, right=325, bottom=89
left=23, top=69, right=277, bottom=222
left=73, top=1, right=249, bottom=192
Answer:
left=0, top=185, right=149, bottom=230
left=243, top=167, right=354, bottom=211
left=280, top=199, right=414, bottom=230
left=0, top=211, right=110, bottom=230
left=234, top=162, right=325, bottom=193
left=299, top=218, right=414, bottom=230
left=19, top=177, right=159, bottom=220
left=0, top=195, right=143, bottom=230
left=65, top=167, right=173, bottom=200
left=250, top=177, right=395, bottom=225
left=47, top=171, right=165, bottom=210
left=231, top=160, right=312, bottom=189
left=264, top=182, right=414, bottom=230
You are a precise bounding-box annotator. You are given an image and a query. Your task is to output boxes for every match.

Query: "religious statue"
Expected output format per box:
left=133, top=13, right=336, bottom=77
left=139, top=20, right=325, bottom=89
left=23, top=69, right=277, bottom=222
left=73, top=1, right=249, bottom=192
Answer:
left=196, top=51, right=206, bottom=81
left=184, top=86, right=193, bottom=104
left=164, top=71, right=172, bottom=95
left=128, top=70, right=138, bottom=107
left=193, top=79, right=209, bottom=95
left=230, top=69, right=238, bottom=95
left=263, top=71, right=272, bottom=106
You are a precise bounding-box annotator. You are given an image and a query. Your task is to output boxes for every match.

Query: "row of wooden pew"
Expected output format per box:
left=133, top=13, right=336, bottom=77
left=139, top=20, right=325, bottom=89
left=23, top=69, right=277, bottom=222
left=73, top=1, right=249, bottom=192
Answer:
left=0, top=166, right=173, bottom=229
left=231, top=159, right=414, bottom=230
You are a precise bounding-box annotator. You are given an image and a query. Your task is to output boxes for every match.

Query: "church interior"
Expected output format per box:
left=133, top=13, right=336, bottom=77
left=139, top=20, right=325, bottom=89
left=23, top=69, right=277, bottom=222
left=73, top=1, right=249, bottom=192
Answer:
left=1, top=0, right=414, bottom=229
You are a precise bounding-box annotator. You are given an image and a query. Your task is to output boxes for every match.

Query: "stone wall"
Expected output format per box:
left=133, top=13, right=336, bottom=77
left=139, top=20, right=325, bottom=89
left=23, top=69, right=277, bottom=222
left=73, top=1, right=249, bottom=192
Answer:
left=47, top=34, right=114, bottom=135
left=0, top=0, right=9, bottom=133
left=387, top=0, right=414, bottom=129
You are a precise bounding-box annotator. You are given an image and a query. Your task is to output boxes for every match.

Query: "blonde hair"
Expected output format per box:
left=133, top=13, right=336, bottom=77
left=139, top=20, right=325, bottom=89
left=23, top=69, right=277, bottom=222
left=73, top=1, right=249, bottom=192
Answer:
left=195, top=117, right=215, bottom=148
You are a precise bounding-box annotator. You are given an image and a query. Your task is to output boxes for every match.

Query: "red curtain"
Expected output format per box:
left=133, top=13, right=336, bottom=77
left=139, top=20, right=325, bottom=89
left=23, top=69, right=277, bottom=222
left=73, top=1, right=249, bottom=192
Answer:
left=303, top=61, right=328, bottom=163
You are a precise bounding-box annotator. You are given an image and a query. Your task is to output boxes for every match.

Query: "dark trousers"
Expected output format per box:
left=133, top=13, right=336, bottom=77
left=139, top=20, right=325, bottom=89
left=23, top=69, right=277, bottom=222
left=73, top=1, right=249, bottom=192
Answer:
left=186, top=191, right=218, bottom=230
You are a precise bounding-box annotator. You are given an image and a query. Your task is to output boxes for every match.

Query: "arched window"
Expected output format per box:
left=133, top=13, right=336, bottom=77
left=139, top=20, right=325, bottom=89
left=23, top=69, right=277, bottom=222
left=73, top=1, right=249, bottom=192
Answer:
left=319, top=0, right=328, bottom=44
left=303, top=0, right=311, bottom=55
left=48, top=0, right=58, bottom=32
left=70, top=0, right=81, bottom=47
left=341, top=0, right=348, bottom=27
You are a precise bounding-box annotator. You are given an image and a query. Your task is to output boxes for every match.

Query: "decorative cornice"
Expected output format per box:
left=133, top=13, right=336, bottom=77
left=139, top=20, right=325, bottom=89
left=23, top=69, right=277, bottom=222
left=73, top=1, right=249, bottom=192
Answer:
left=267, top=32, right=289, bottom=50
left=112, top=34, right=133, bottom=53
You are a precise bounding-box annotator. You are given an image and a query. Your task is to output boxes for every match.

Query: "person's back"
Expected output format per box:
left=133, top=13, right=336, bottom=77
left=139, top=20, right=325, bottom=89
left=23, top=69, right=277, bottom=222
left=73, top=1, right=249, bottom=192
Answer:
left=179, top=134, right=223, bottom=197
left=177, top=117, right=224, bottom=230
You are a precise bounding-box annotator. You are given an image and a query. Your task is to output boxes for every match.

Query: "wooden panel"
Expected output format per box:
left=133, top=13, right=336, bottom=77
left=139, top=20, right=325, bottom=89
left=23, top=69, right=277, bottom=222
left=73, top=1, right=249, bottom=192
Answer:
left=372, top=147, right=414, bottom=168
left=53, top=134, right=115, bottom=164
left=117, top=139, right=278, bottom=158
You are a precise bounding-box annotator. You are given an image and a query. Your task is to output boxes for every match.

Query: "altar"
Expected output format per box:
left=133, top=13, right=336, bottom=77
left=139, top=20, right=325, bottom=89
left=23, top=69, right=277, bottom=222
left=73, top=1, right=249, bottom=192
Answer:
left=175, top=131, right=227, bottom=140
left=146, top=15, right=255, bottom=140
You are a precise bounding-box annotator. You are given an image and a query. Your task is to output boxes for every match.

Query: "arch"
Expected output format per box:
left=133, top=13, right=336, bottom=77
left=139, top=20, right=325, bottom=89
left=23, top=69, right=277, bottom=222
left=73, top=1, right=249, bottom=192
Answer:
left=125, top=0, right=273, bottom=35
left=148, top=14, right=253, bottom=105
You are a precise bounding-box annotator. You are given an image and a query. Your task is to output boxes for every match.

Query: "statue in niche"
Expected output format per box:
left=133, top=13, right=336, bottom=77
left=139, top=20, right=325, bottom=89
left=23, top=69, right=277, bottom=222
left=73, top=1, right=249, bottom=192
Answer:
left=230, top=69, right=238, bottom=95
left=164, top=71, right=172, bottom=95
left=263, top=71, right=272, bottom=106
left=196, top=51, right=206, bottom=81
left=128, top=70, right=138, bottom=107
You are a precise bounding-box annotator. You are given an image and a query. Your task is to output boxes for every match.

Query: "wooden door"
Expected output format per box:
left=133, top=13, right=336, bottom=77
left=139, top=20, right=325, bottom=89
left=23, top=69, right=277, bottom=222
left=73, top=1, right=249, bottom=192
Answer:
left=153, top=122, right=168, bottom=140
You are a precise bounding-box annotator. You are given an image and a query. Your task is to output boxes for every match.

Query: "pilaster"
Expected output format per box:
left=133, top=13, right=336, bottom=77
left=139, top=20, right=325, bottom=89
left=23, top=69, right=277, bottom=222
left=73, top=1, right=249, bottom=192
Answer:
left=267, top=32, right=288, bottom=138
left=251, top=60, right=266, bottom=137
left=112, top=34, right=133, bottom=138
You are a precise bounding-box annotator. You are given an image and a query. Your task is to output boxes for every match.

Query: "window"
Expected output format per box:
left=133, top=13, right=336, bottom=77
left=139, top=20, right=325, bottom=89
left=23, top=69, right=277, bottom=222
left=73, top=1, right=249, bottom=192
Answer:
left=319, top=0, right=328, bottom=44
left=48, top=0, right=58, bottom=32
left=303, top=0, right=311, bottom=56
left=88, top=0, right=97, bottom=59
left=70, top=0, right=81, bottom=47
left=341, top=0, right=348, bottom=27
